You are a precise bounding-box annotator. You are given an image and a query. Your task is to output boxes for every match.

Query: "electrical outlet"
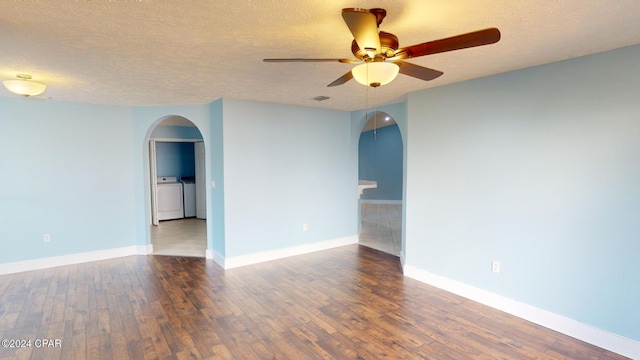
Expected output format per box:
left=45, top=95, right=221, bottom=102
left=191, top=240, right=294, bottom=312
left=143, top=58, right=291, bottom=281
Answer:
left=303, top=224, right=308, bottom=232
left=44, top=234, right=51, bottom=243
left=492, top=260, right=500, bottom=273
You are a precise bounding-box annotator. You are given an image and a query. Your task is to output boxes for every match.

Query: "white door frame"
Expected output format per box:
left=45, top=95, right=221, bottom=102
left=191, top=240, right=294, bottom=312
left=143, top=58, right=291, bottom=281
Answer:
left=194, top=141, right=206, bottom=219
left=149, top=140, right=159, bottom=226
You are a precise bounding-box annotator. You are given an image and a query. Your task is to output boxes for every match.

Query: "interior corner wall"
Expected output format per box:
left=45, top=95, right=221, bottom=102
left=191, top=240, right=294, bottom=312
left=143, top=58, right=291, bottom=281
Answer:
left=209, top=99, right=225, bottom=257
left=0, top=99, right=137, bottom=263
left=405, top=45, right=640, bottom=341
left=220, top=99, right=355, bottom=257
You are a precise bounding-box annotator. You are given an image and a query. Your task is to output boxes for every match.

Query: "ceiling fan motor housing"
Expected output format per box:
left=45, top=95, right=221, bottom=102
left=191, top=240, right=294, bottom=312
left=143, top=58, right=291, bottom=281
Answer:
left=351, top=31, right=399, bottom=60
left=379, top=31, right=399, bottom=57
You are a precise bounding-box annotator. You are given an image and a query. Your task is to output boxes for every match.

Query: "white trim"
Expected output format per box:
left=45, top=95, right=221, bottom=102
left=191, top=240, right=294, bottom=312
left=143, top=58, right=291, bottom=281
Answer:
left=142, top=243, right=153, bottom=255
left=360, top=199, right=402, bottom=205
left=0, top=246, right=147, bottom=275
left=206, top=249, right=225, bottom=269
left=150, top=137, right=202, bottom=142
left=403, top=265, right=640, bottom=359
left=223, top=236, right=358, bottom=269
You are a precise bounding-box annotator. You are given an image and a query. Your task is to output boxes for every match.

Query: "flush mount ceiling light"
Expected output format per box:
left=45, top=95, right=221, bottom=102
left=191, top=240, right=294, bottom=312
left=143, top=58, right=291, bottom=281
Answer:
left=351, top=61, right=399, bottom=87
left=3, top=74, right=47, bottom=97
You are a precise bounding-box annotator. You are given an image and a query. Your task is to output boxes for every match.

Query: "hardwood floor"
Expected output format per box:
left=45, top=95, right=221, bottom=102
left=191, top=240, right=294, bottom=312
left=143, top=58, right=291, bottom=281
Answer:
left=0, top=245, right=629, bottom=359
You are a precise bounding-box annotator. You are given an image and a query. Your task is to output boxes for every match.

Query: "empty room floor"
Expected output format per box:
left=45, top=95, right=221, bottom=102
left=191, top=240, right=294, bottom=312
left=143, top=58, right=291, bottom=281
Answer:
left=0, top=245, right=628, bottom=359
left=151, top=217, right=206, bottom=257
left=360, top=202, right=402, bottom=257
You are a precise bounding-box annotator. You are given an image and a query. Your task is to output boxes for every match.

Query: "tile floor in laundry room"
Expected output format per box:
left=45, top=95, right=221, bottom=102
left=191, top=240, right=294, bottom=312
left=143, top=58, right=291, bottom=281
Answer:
left=151, top=217, right=207, bottom=257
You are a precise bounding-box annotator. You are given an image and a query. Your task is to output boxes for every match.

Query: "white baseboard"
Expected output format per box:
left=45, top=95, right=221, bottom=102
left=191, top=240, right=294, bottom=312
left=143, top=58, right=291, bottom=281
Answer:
left=0, top=245, right=148, bottom=275
left=206, top=249, right=225, bottom=269
left=142, top=243, right=153, bottom=255
left=360, top=199, right=402, bottom=204
left=403, top=265, right=640, bottom=359
left=0, top=236, right=359, bottom=274
left=222, top=236, right=358, bottom=269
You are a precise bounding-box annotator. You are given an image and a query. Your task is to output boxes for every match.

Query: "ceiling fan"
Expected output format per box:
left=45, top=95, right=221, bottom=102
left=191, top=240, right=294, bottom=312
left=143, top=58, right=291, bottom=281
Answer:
left=264, top=8, right=501, bottom=87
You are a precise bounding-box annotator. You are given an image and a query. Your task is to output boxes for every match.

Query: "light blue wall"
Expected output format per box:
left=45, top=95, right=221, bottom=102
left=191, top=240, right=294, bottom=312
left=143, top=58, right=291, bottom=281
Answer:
left=0, top=97, right=358, bottom=263
left=209, top=100, right=225, bottom=256
left=155, top=142, right=195, bottom=179
left=0, top=99, right=137, bottom=262
left=359, top=124, right=403, bottom=200
left=221, top=99, right=356, bottom=257
left=405, top=45, right=640, bottom=341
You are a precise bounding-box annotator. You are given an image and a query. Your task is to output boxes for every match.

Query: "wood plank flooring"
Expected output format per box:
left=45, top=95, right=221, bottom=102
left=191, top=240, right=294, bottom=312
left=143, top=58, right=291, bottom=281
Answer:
left=0, top=245, right=630, bottom=359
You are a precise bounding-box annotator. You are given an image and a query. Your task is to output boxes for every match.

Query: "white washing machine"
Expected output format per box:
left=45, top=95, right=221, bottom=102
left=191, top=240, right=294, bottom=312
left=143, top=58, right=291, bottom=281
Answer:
left=156, top=177, right=184, bottom=220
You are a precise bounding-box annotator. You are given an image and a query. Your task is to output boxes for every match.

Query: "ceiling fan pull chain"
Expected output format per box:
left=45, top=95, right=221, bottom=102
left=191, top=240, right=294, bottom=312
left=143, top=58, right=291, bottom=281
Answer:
left=365, top=76, right=369, bottom=129
left=373, top=86, right=377, bottom=140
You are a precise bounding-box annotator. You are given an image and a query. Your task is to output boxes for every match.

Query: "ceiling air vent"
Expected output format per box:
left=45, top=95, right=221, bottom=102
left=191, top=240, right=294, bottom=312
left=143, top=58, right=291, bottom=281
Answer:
left=313, top=96, right=330, bottom=101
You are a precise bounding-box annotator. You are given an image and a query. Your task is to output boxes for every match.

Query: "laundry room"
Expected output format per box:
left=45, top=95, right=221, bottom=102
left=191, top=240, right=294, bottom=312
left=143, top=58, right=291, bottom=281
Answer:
left=149, top=118, right=207, bottom=257
left=155, top=141, right=197, bottom=219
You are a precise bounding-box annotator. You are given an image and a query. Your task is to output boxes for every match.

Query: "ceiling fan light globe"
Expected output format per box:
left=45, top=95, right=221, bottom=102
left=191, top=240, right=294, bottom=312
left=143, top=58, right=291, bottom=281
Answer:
left=3, top=79, right=46, bottom=97
left=352, top=62, right=399, bottom=87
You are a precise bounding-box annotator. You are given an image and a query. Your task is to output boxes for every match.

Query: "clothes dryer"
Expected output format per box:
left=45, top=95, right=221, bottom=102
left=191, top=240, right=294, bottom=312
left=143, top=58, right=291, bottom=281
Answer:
left=180, top=176, right=196, bottom=218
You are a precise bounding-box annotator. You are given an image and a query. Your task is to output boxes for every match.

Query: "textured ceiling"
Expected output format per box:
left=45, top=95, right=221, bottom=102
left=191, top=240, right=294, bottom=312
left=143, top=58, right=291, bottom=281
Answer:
left=1, top=1, right=639, bottom=111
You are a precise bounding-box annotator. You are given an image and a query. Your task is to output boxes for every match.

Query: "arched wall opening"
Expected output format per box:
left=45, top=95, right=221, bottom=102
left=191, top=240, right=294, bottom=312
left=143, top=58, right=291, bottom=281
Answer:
left=356, top=108, right=406, bottom=259
left=359, top=111, right=403, bottom=201
left=143, top=115, right=208, bottom=257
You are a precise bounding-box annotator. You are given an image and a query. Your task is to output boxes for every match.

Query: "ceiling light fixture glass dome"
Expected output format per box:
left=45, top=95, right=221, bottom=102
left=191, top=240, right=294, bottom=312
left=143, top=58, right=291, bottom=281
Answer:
left=352, top=61, right=399, bottom=87
left=3, top=74, right=47, bottom=97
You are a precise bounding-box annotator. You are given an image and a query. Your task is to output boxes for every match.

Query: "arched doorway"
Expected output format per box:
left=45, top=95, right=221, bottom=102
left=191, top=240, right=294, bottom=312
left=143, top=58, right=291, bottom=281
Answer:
left=358, top=111, right=403, bottom=257
left=147, top=116, right=207, bottom=257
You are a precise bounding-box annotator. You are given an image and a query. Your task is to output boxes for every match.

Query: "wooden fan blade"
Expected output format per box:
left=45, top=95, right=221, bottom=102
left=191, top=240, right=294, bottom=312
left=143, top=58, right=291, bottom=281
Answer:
left=342, top=8, right=381, bottom=54
left=263, top=58, right=359, bottom=63
left=394, top=60, right=443, bottom=81
left=327, top=71, right=354, bottom=87
left=393, top=28, right=501, bottom=60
